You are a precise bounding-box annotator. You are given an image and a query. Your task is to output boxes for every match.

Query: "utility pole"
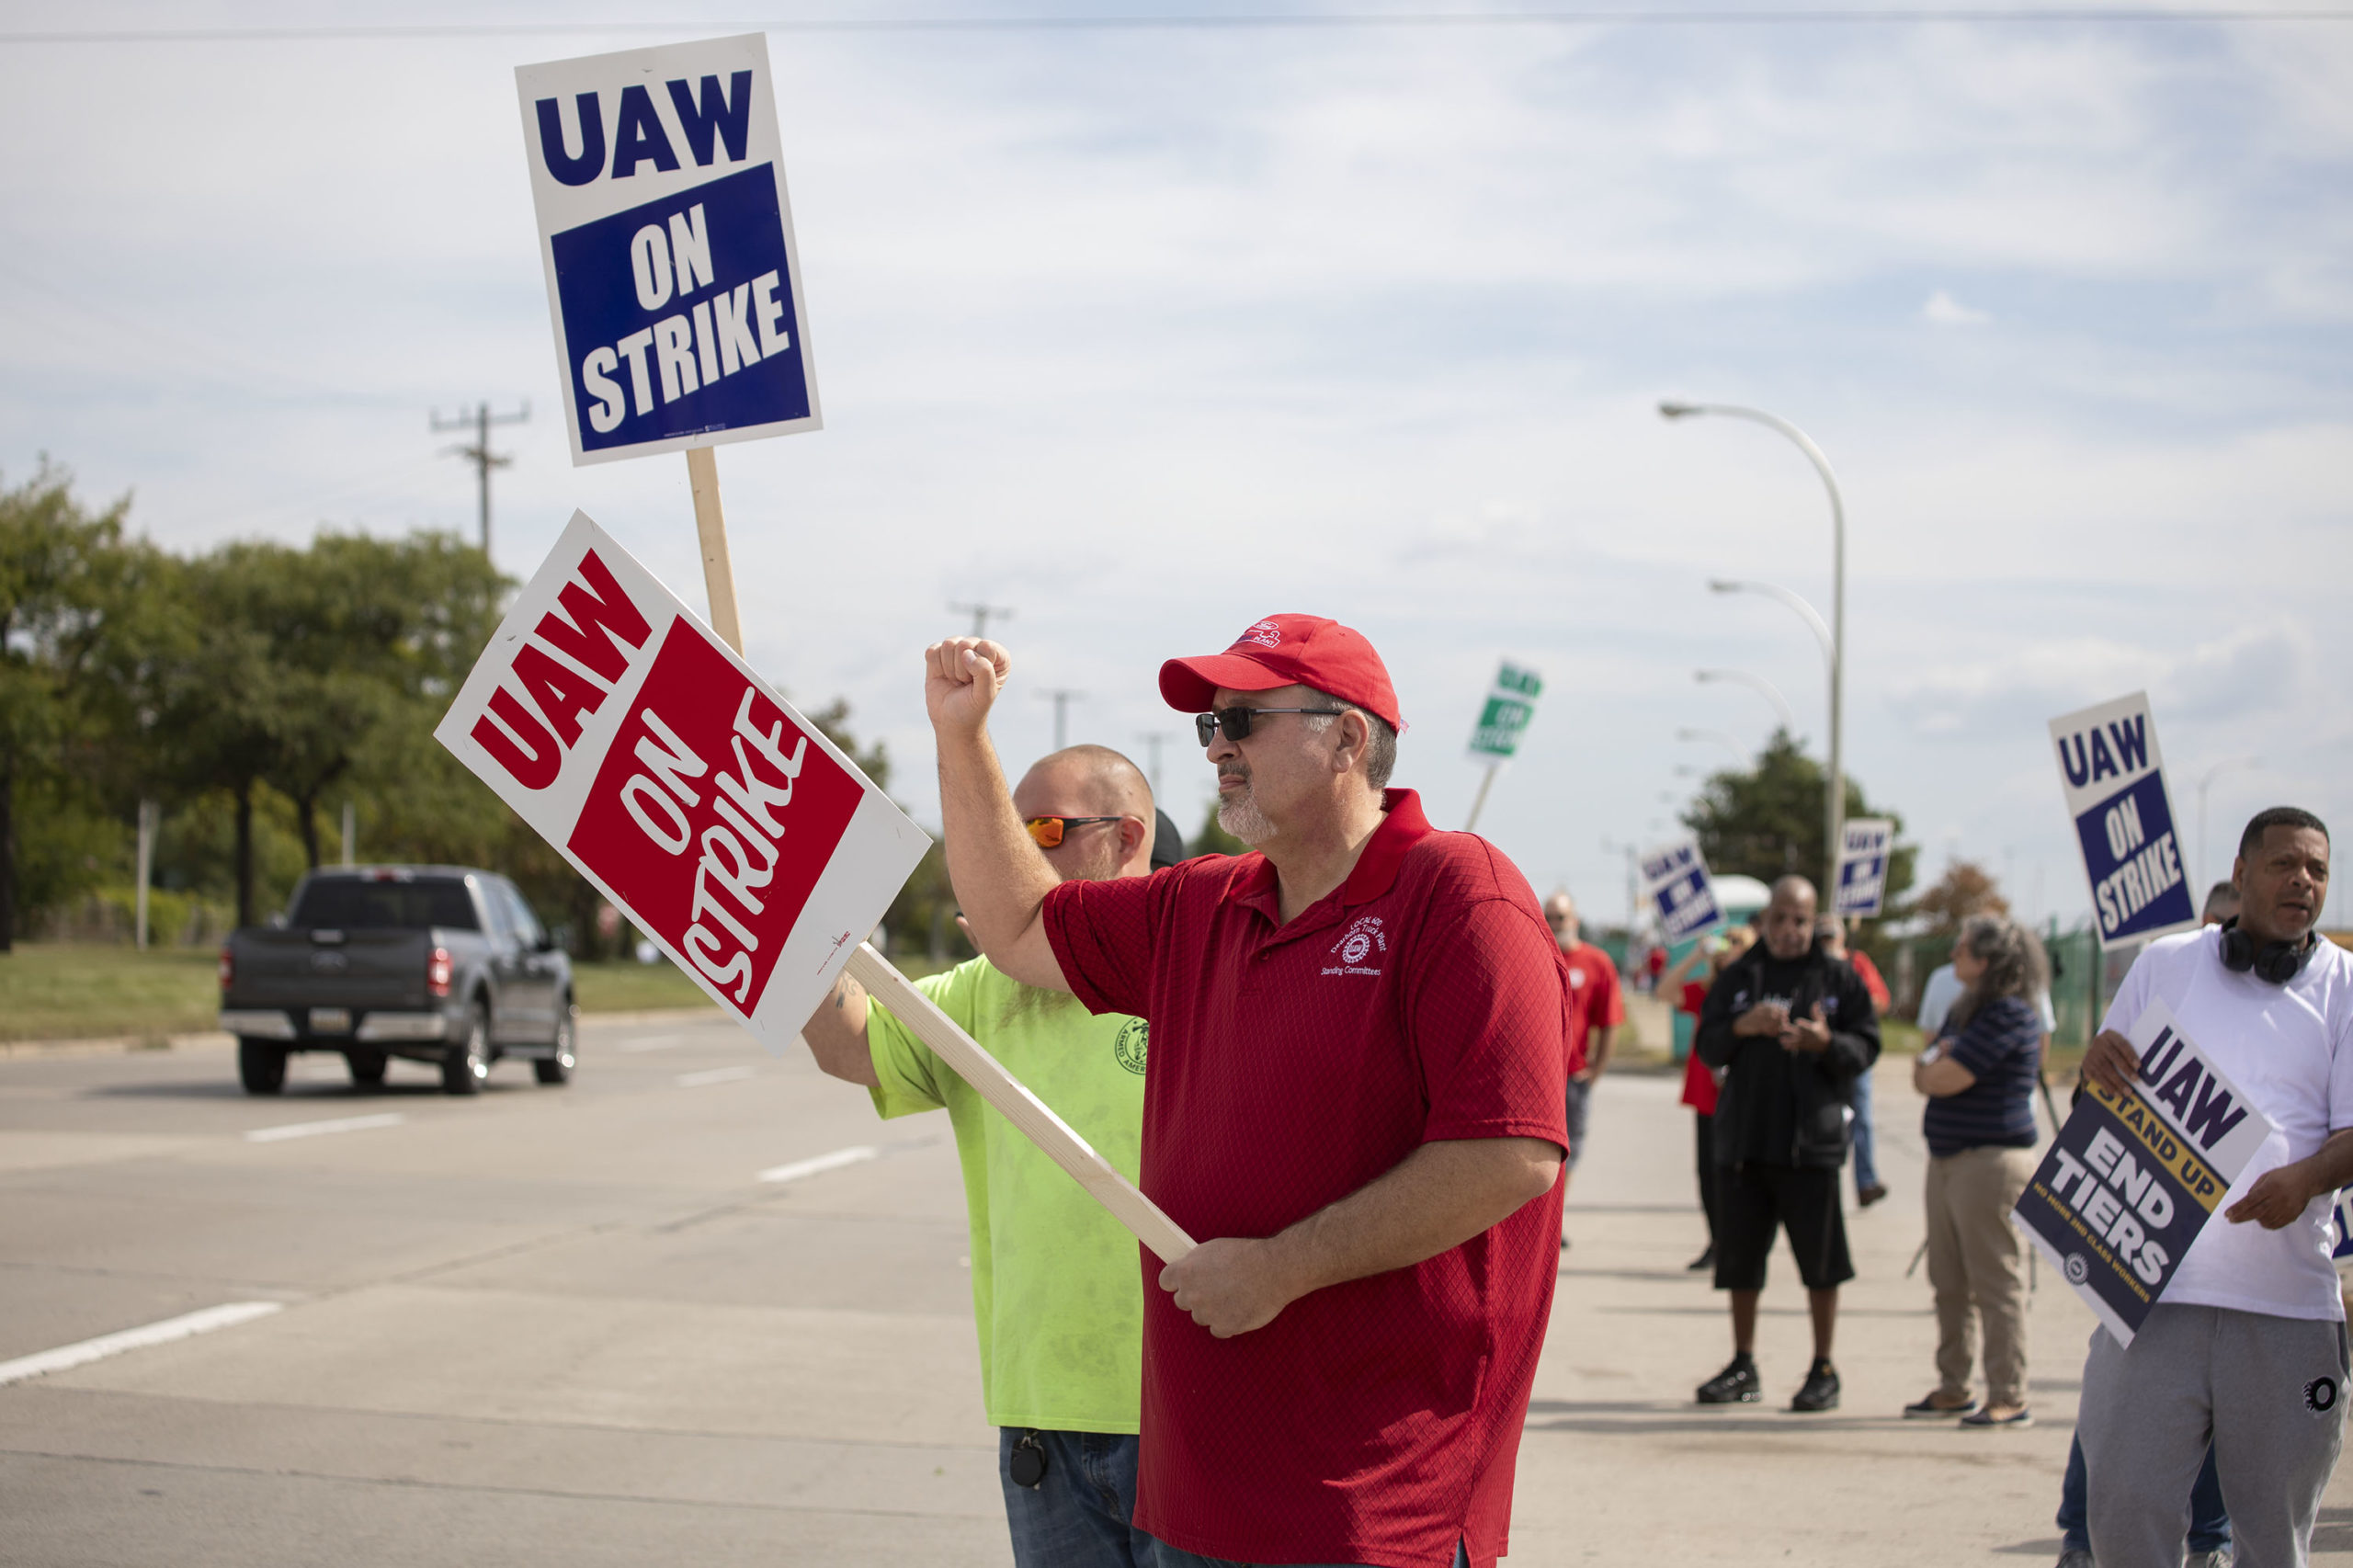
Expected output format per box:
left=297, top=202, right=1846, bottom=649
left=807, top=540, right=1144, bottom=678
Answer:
left=1134, top=732, right=1165, bottom=801
left=1038, top=687, right=1085, bottom=750
left=949, top=601, right=1015, bottom=640
left=431, top=401, right=529, bottom=558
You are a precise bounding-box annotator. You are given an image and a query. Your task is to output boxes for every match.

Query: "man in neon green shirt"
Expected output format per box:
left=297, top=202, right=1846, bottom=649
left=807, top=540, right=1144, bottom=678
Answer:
left=801, top=744, right=1158, bottom=1568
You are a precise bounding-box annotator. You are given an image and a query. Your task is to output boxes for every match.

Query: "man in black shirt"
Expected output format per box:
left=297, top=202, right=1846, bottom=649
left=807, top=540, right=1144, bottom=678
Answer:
left=1690, top=875, right=1881, bottom=1412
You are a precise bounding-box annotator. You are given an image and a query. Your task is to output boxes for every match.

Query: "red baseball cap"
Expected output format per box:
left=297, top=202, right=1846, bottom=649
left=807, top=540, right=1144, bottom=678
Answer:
left=1158, top=614, right=1404, bottom=731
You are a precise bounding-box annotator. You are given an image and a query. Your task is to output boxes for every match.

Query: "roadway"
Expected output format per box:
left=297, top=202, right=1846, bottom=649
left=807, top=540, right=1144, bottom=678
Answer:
left=4, top=1015, right=2350, bottom=1564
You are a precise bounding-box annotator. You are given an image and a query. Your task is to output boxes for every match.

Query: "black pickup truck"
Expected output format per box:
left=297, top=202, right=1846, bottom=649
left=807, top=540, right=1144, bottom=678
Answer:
left=219, top=866, right=576, bottom=1096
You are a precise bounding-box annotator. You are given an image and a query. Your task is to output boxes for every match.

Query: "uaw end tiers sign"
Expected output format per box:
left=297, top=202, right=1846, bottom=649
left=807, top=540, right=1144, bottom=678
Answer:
left=433, top=513, right=928, bottom=1050
left=2014, top=999, right=2271, bottom=1345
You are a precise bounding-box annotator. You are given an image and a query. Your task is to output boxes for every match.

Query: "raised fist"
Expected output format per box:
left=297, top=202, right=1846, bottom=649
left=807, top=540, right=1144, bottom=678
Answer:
left=925, top=638, right=1012, bottom=739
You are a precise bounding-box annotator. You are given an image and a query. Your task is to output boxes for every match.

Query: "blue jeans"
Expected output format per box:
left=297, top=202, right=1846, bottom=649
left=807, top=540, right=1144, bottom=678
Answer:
left=1148, top=1540, right=1469, bottom=1568
left=1850, top=1064, right=1881, bottom=1195
left=2057, top=1430, right=2230, bottom=1554
left=1000, top=1428, right=1154, bottom=1568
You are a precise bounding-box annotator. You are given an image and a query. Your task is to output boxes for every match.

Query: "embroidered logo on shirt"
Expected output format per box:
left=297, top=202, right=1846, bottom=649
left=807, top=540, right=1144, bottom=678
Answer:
left=1324, top=915, right=1387, bottom=975
left=1112, top=1017, right=1148, bottom=1076
left=1235, top=619, right=1282, bottom=650
left=1569, top=969, right=1586, bottom=989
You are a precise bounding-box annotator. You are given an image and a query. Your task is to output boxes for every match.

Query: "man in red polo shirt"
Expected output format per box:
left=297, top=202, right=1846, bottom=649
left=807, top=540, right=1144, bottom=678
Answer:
left=924, top=614, right=1570, bottom=1568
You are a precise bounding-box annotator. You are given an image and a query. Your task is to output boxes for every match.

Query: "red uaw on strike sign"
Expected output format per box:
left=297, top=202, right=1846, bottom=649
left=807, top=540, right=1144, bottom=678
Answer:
left=433, top=513, right=929, bottom=1048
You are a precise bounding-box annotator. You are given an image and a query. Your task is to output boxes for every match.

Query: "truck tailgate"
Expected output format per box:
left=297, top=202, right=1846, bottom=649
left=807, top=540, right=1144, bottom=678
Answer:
left=227, top=930, right=435, bottom=1010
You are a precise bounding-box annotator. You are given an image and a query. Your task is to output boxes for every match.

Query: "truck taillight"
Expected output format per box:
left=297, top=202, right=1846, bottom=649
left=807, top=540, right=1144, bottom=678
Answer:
left=218, top=943, right=233, bottom=992
left=427, top=946, right=453, bottom=998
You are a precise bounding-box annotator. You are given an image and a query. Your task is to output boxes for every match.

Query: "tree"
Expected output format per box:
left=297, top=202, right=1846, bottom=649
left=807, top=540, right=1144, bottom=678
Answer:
left=138, top=532, right=507, bottom=927
left=1190, top=801, right=1247, bottom=858
left=1910, top=860, right=2009, bottom=938
left=1681, top=729, right=1915, bottom=918
left=0, top=464, right=137, bottom=948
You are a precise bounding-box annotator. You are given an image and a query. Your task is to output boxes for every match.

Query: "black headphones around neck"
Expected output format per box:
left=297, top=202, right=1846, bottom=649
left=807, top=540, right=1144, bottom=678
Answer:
left=2217, top=916, right=2318, bottom=986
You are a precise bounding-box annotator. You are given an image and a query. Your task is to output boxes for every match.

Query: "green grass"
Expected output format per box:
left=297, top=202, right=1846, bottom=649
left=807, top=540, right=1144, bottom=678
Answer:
left=0, top=944, right=745, bottom=1044
left=569, top=959, right=720, bottom=1014
left=0, top=944, right=225, bottom=1043
left=0, top=944, right=969, bottom=1043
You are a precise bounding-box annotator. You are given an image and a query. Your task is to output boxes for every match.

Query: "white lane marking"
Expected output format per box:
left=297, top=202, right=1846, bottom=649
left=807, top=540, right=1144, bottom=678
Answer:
left=676, top=1065, right=756, bottom=1088
left=243, top=1112, right=405, bottom=1143
left=0, top=1301, right=284, bottom=1388
left=758, top=1144, right=880, bottom=1185
left=616, top=1035, right=685, bottom=1053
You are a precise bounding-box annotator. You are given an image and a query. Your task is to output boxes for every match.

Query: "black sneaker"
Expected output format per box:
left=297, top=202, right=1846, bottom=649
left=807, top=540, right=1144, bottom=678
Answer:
left=1790, top=1359, right=1840, bottom=1413
left=1696, top=1356, right=1760, bottom=1404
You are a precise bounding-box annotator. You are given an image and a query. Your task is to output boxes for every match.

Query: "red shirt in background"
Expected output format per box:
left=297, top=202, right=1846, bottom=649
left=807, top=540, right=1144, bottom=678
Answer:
left=1042, top=790, right=1570, bottom=1568
left=1561, top=941, right=1625, bottom=1071
left=1677, top=978, right=1720, bottom=1115
left=1847, top=949, right=1892, bottom=1014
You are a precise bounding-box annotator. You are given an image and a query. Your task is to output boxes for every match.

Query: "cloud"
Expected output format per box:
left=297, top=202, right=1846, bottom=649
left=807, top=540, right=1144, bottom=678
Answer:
left=1922, top=289, right=1993, bottom=326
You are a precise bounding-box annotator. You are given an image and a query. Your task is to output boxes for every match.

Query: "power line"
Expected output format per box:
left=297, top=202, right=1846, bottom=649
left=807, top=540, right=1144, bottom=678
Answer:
left=430, top=402, right=529, bottom=560
left=949, top=600, right=1016, bottom=639
left=6, top=9, right=2351, bottom=43
left=1037, top=687, right=1086, bottom=751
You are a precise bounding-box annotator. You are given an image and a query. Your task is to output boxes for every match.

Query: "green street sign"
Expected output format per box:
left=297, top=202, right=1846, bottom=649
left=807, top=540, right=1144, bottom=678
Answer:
left=1467, top=662, right=1542, bottom=759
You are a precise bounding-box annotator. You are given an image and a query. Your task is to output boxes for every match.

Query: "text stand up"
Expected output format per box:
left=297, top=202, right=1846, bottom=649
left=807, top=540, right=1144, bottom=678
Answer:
left=684, top=448, right=1194, bottom=1267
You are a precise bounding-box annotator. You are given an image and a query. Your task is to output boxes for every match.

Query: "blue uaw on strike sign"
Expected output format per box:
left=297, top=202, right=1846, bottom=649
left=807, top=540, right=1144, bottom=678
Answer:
left=2049, top=691, right=2198, bottom=947
left=2015, top=999, right=2271, bottom=1345
left=1642, top=838, right=1724, bottom=943
left=1834, top=817, right=1893, bottom=919
left=517, top=35, right=819, bottom=465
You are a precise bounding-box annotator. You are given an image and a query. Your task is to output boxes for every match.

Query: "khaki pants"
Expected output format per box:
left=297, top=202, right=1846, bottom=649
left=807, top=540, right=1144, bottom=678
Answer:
left=1925, top=1143, right=2036, bottom=1408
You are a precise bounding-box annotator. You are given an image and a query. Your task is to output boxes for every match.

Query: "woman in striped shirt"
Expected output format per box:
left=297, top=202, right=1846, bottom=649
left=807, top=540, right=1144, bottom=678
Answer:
left=1905, top=915, right=2049, bottom=1428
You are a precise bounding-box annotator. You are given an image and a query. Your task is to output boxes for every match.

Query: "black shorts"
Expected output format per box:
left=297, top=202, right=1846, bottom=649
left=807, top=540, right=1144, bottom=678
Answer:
left=1713, top=1163, right=1853, bottom=1292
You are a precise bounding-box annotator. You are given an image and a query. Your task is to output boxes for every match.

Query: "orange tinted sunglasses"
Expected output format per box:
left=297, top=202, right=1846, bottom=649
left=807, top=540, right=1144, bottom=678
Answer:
left=1023, top=815, right=1124, bottom=848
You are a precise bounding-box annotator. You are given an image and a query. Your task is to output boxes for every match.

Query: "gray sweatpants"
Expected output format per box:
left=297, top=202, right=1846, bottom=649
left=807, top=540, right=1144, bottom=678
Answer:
left=2079, top=1303, right=2348, bottom=1568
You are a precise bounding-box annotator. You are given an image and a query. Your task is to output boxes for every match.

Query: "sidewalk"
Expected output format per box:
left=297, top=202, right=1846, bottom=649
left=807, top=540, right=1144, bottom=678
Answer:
left=1529, top=1054, right=2353, bottom=1563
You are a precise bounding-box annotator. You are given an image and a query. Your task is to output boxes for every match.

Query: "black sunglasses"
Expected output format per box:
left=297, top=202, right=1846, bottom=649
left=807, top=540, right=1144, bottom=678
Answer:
left=1194, top=706, right=1347, bottom=746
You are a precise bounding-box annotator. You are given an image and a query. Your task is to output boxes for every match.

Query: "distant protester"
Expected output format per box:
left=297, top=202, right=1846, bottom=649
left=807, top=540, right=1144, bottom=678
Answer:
left=1691, top=878, right=1881, bottom=1413
left=1906, top=914, right=2047, bottom=1429
left=1666, top=927, right=1754, bottom=1272
left=1547, top=891, right=1626, bottom=1244
left=1817, top=915, right=1891, bottom=1208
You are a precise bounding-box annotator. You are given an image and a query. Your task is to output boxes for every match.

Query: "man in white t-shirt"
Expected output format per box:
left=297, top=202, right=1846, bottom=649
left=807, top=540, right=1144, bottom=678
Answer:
left=2076, top=807, right=2352, bottom=1568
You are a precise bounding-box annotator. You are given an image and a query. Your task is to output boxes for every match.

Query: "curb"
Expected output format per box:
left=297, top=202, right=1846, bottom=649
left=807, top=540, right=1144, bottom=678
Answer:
left=0, top=1006, right=722, bottom=1060
left=0, top=1030, right=234, bottom=1060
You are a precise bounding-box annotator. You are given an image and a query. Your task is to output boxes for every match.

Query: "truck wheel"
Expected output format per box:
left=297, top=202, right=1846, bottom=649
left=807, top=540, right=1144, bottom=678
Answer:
left=238, top=1039, right=287, bottom=1096
left=345, top=1048, right=388, bottom=1088
left=534, top=1003, right=575, bottom=1085
left=442, top=1005, right=490, bottom=1096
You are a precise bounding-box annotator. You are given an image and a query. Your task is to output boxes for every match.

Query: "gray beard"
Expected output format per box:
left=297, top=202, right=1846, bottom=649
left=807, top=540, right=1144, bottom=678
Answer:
left=1218, top=790, right=1278, bottom=846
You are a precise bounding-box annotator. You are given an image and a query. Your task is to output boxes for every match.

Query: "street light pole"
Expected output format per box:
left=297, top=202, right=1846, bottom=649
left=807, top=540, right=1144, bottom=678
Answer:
left=1695, top=667, right=1797, bottom=734
left=1664, top=401, right=1847, bottom=897
left=2196, top=756, right=2261, bottom=891
left=1601, top=835, right=1642, bottom=944
left=1676, top=727, right=1748, bottom=766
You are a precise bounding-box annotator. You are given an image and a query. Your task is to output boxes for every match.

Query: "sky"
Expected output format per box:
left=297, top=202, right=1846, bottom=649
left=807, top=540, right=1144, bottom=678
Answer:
left=3, top=1, right=2349, bottom=935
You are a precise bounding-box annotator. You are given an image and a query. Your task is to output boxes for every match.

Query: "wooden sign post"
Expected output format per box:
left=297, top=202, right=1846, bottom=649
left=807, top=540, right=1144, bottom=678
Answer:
left=689, top=451, right=1194, bottom=1267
